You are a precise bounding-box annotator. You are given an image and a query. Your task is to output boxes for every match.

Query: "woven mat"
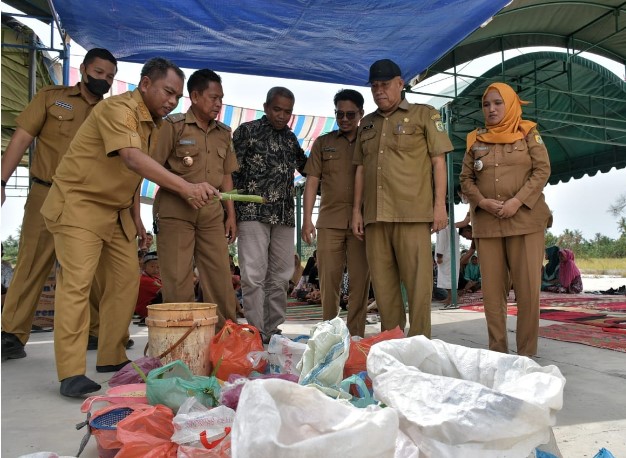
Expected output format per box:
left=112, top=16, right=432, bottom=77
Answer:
left=285, top=301, right=348, bottom=321
left=539, top=323, right=626, bottom=352
left=460, top=293, right=626, bottom=314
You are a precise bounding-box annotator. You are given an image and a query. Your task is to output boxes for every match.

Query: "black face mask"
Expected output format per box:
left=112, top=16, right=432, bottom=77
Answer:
left=84, top=74, right=111, bottom=96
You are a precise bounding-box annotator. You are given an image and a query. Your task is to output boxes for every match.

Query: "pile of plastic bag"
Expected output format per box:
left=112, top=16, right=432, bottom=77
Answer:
left=29, top=317, right=571, bottom=458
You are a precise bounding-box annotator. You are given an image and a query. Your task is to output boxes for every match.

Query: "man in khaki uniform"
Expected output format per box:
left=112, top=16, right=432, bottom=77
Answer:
left=40, top=57, right=220, bottom=397
left=1, top=49, right=118, bottom=360
left=302, top=89, right=370, bottom=337
left=352, top=59, right=452, bottom=338
left=152, top=69, right=238, bottom=328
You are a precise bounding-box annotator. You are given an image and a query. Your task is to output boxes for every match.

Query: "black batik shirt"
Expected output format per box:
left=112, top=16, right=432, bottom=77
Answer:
left=232, top=115, right=307, bottom=226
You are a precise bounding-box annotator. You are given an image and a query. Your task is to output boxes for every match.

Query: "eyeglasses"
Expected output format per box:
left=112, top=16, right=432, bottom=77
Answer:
left=335, top=110, right=357, bottom=120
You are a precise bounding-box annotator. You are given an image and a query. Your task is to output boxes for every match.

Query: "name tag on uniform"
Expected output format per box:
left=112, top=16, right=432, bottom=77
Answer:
left=322, top=147, right=336, bottom=152
left=362, top=124, right=374, bottom=131
left=179, top=138, right=196, bottom=145
left=54, top=100, right=73, bottom=110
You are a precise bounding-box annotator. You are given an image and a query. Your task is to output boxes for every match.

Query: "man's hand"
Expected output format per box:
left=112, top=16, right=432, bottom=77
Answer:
left=182, top=182, right=220, bottom=209
left=225, top=214, right=237, bottom=244
left=352, top=210, right=365, bottom=241
left=431, top=205, right=448, bottom=234
left=302, top=220, right=316, bottom=245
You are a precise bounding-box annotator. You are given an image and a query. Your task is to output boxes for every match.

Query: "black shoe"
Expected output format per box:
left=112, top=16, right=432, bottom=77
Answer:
left=1, top=332, right=26, bottom=360
left=60, top=375, right=101, bottom=397
left=87, top=335, right=98, bottom=350
left=126, top=339, right=134, bottom=349
left=96, top=360, right=131, bottom=373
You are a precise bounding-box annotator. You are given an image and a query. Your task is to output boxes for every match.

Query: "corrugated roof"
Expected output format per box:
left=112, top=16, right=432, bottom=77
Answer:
left=426, top=0, right=626, bottom=80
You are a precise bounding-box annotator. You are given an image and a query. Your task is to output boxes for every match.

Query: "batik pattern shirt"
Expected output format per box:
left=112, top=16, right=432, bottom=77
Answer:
left=232, top=115, right=307, bottom=226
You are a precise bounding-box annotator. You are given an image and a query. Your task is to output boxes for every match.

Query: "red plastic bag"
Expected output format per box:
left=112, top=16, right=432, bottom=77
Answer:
left=116, top=404, right=178, bottom=458
left=87, top=402, right=152, bottom=458
left=209, top=320, right=266, bottom=380
left=343, top=326, right=405, bottom=388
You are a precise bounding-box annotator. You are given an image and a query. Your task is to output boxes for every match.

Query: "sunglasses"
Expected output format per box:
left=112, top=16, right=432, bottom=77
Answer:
left=335, top=110, right=357, bottom=120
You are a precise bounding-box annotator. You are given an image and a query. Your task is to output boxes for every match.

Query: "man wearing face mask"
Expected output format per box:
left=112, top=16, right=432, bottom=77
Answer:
left=1, top=48, right=118, bottom=362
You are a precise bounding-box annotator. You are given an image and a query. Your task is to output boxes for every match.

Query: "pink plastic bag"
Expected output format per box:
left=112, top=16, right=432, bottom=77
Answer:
left=108, top=356, right=163, bottom=387
left=220, top=373, right=298, bottom=410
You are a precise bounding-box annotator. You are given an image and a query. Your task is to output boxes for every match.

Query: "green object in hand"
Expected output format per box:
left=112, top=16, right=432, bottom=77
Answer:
left=218, top=189, right=265, bottom=203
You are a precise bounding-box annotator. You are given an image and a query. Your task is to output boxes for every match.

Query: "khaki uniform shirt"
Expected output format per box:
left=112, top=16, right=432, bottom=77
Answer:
left=460, top=129, right=552, bottom=238
left=16, top=84, right=98, bottom=182
left=152, top=110, right=239, bottom=222
left=353, top=99, right=453, bottom=226
left=41, top=89, right=161, bottom=242
left=304, top=130, right=357, bottom=229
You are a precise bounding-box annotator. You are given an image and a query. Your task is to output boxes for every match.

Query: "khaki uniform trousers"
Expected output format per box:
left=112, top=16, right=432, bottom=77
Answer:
left=365, top=222, right=433, bottom=337
left=475, top=230, right=545, bottom=356
left=45, top=220, right=138, bottom=380
left=317, top=227, right=370, bottom=337
left=158, top=207, right=237, bottom=330
left=1, top=182, right=100, bottom=344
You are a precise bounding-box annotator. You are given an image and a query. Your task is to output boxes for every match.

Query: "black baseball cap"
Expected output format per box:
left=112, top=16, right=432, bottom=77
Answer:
left=369, top=59, right=402, bottom=83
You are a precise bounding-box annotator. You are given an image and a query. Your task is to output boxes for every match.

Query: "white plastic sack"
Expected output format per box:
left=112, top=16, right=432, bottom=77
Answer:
left=232, top=378, right=398, bottom=458
left=18, top=454, right=74, bottom=458
left=172, top=397, right=234, bottom=454
left=297, top=317, right=350, bottom=397
left=267, top=334, right=308, bottom=375
left=368, top=336, right=566, bottom=458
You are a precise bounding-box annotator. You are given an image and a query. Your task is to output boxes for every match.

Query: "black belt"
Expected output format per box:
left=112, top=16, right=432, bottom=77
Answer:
left=32, top=177, right=52, bottom=187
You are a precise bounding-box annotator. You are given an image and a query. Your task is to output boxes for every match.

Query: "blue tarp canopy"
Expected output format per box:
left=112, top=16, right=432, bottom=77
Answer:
left=49, top=0, right=510, bottom=86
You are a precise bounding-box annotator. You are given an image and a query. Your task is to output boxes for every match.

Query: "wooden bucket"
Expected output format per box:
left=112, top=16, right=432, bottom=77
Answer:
left=146, top=303, right=217, bottom=376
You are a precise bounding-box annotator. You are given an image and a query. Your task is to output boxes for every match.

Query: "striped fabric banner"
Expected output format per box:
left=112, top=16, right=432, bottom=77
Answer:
left=69, top=68, right=337, bottom=202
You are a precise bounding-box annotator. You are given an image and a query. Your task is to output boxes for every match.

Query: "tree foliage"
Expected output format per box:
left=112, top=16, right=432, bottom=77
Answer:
left=545, top=229, right=626, bottom=259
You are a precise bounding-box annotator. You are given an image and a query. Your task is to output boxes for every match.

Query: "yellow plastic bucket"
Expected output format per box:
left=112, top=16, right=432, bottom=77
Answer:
left=146, top=303, right=217, bottom=376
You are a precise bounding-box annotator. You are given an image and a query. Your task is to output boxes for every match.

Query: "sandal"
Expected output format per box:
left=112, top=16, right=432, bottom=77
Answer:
left=442, top=304, right=460, bottom=310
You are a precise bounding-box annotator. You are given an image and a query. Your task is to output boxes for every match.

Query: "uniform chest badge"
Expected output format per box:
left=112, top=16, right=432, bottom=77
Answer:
left=183, top=156, right=194, bottom=167
left=54, top=100, right=73, bottom=110
left=474, top=159, right=484, bottom=171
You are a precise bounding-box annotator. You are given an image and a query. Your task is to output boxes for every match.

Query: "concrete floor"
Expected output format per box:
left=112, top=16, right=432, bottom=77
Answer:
left=2, top=292, right=625, bottom=457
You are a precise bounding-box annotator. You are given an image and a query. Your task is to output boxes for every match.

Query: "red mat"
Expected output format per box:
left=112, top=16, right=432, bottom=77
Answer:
left=539, top=323, right=626, bottom=352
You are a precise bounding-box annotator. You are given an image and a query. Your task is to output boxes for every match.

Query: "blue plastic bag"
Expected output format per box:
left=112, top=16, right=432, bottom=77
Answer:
left=593, top=448, right=616, bottom=458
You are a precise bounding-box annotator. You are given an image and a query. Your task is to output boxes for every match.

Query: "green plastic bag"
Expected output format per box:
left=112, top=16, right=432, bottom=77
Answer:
left=146, top=360, right=221, bottom=413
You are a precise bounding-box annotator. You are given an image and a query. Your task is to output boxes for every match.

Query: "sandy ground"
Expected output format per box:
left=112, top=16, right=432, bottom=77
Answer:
left=579, top=274, right=626, bottom=292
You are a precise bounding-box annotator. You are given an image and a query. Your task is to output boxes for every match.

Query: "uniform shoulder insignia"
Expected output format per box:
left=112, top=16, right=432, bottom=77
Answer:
left=530, top=129, right=544, bottom=144
left=165, top=112, right=186, bottom=123
left=40, top=84, right=68, bottom=93
left=414, top=103, right=436, bottom=110
left=216, top=120, right=232, bottom=131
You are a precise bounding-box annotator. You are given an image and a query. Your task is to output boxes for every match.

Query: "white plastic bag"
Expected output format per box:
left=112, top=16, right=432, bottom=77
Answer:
left=267, top=334, right=308, bottom=375
left=368, top=336, right=566, bottom=458
left=232, top=378, right=398, bottom=458
left=172, top=397, right=234, bottom=456
left=297, top=317, right=350, bottom=397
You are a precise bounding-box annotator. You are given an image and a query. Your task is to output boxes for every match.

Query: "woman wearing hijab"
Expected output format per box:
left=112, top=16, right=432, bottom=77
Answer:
left=544, top=248, right=583, bottom=294
left=460, top=82, right=552, bottom=357
left=541, top=245, right=561, bottom=290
